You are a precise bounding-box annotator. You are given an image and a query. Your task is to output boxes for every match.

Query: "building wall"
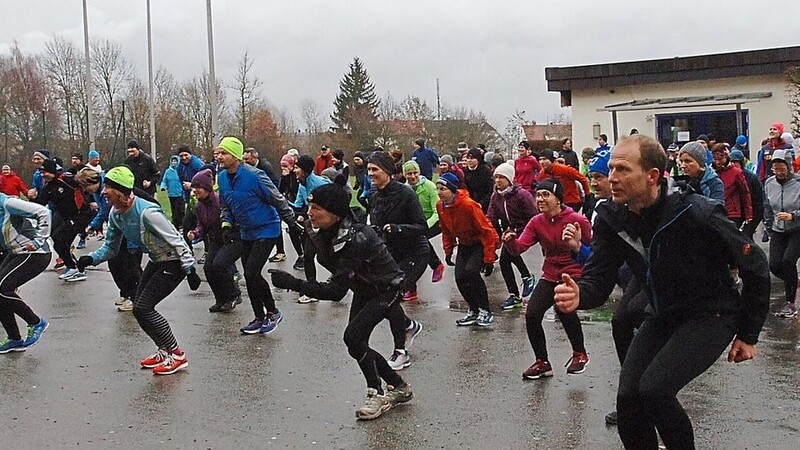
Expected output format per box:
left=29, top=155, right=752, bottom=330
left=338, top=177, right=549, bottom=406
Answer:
left=570, top=74, right=793, bottom=151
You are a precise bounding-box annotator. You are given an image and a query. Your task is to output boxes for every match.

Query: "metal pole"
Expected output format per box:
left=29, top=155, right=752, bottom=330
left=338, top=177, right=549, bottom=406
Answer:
left=735, top=103, right=743, bottom=136
left=206, top=0, right=219, bottom=148
left=146, top=0, right=157, bottom=160
left=82, top=0, right=96, bottom=151
left=611, top=110, right=619, bottom=144
left=42, top=110, right=47, bottom=149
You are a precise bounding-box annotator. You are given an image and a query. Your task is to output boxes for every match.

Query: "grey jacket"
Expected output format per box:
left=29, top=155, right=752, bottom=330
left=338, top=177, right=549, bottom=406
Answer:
left=764, top=173, right=800, bottom=233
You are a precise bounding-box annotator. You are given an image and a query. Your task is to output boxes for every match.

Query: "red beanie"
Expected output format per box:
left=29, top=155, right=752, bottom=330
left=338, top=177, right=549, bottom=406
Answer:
left=772, top=122, right=785, bottom=135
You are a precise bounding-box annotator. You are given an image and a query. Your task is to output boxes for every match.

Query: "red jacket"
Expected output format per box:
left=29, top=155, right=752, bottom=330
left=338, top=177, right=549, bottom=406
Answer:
left=0, top=172, right=30, bottom=197
left=716, top=163, right=753, bottom=221
left=514, top=156, right=541, bottom=193
left=314, top=154, right=334, bottom=175
left=506, top=206, right=591, bottom=282
left=437, top=189, right=498, bottom=264
left=537, top=163, right=590, bottom=206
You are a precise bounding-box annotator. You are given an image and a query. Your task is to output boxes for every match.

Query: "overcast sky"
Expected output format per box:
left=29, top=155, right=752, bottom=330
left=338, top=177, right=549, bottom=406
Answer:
left=3, top=0, right=799, bottom=129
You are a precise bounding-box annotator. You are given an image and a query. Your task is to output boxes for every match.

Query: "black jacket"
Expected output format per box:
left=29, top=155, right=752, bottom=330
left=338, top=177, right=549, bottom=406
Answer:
left=294, top=220, right=404, bottom=301
left=560, top=149, right=580, bottom=172
left=368, top=180, right=428, bottom=258
left=578, top=186, right=770, bottom=345
left=35, top=172, right=93, bottom=221
left=124, top=152, right=160, bottom=195
left=741, top=169, right=764, bottom=220
left=464, top=163, right=494, bottom=212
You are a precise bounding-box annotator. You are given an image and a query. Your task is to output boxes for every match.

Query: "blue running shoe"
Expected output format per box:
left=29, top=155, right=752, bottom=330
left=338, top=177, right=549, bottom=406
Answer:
left=240, top=318, right=263, bottom=335
left=23, top=318, right=49, bottom=348
left=260, top=310, right=283, bottom=334
left=521, top=276, right=536, bottom=298
left=0, top=338, right=26, bottom=354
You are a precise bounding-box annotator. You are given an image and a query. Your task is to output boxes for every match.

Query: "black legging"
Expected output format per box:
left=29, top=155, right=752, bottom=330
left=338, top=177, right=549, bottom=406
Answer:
left=303, top=236, right=317, bottom=282
left=499, top=245, right=531, bottom=297
left=344, top=290, right=405, bottom=394
left=741, top=214, right=762, bottom=242
left=454, top=244, right=491, bottom=313
left=108, top=238, right=143, bottom=299
left=425, top=222, right=443, bottom=270
left=611, top=276, right=649, bottom=363
left=767, top=229, right=800, bottom=303
left=169, top=196, right=185, bottom=230
left=204, top=240, right=242, bottom=301
left=0, top=253, right=49, bottom=341
left=52, top=214, right=92, bottom=269
left=133, top=260, right=185, bottom=351
left=393, top=248, right=429, bottom=293
left=617, top=314, right=736, bottom=449
left=525, top=279, right=586, bottom=361
left=241, top=238, right=278, bottom=319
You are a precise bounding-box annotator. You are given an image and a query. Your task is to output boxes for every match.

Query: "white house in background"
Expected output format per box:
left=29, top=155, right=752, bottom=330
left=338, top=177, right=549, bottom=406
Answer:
left=545, top=46, right=800, bottom=152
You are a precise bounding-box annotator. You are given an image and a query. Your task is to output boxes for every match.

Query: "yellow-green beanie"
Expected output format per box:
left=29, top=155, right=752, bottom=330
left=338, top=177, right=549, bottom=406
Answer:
left=218, top=136, right=244, bottom=160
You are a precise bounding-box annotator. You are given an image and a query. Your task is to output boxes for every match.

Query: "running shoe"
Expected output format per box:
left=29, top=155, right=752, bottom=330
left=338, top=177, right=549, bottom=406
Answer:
left=140, top=349, right=168, bottom=368
left=605, top=410, right=618, bottom=426
left=476, top=309, right=494, bottom=327
left=114, top=297, right=127, bottom=306
left=431, top=263, right=445, bottom=283
left=117, top=299, right=134, bottom=312
left=233, top=271, right=242, bottom=283
left=405, top=320, right=422, bottom=349
left=522, top=359, right=554, bottom=380
left=565, top=351, right=590, bottom=374
left=501, top=294, right=523, bottom=310
left=385, top=383, right=413, bottom=405
left=402, top=291, right=419, bottom=303
left=208, top=302, right=226, bottom=313
left=355, top=388, right=392, bottom=420
left=297, top=295, right=318, bottom=304
left=0, top=338, right=26, bottom=354
left=456, top=311, right=479, bottom=326
left=762, top=229, right=770, bottom=242
left=778, top=302, right=798, bottom=318
left=387, top=350, right=411, bottom=370
left=197, top=254, right=206, bottom=265
left=268, top=253, right=286, bottom=263
left=152, top=349, right=188, bottom=375
left=544, top=306, right=558, bottom=322
left=58, top=268, right=78, bottom=280
left=259, top=310, right=283, bottom=334
left=53, top=258, right=65, bottom=270
left=23, top=318, right=49, bottom=348
left=292, top=257, right=305, bottom=270
left=76, top=238, right=86, bottom=249
left=65, top=271, right=87, bottom=282
left=240, top=318, right=263, bottom=335
left=521, top=275, right=536, bottom=298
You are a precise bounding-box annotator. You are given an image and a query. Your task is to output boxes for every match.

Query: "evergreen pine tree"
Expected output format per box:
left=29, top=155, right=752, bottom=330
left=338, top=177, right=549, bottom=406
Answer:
left=331, top=57, right=380, bottom=132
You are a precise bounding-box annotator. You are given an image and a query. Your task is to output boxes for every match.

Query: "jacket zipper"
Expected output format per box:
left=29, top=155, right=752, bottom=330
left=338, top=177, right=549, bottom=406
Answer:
left=646, top=203, right=692, bottom=316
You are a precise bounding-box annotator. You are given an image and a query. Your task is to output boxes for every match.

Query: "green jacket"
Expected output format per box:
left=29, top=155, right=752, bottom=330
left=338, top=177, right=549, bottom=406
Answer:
left=408, top=176, right=439, bottom=228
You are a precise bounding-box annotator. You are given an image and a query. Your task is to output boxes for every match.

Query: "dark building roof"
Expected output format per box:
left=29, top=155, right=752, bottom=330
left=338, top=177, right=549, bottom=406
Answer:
left=546, top=46, right=800, bottom=106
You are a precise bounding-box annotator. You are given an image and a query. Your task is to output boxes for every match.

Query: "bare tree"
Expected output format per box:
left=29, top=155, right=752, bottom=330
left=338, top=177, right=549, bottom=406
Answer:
left=787, top=67, right=800, bottom=136
left=180, top=72, right=226, bottom=152
left=91, top=38, right=133, bottom=137
left=299, top=98, right=328, bottom=135
left=230, top=51, right=262, bottom=139
left=42, top=36, right=87, bottom=146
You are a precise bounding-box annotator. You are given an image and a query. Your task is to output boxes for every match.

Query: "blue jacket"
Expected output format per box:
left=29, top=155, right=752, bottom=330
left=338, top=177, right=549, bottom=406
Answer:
left=699, top=166, right=725, bottom=205
left=31, top=169, right=45, bottom=194
left=292, top=173, right=331, bottom=210
left=160, top=164, right=183, bottom=198
left=176, top=155, right=205, bottom=199
left=0, top=193, right=51, bottom=254
left=218, top=162, right=294, bottom=241
left=412, top=147, right=439, bottom=179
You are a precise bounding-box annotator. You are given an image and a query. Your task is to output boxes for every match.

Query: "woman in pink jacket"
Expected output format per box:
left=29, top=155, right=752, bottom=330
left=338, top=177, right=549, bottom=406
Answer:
left=503, top=179, right=592, bottom=380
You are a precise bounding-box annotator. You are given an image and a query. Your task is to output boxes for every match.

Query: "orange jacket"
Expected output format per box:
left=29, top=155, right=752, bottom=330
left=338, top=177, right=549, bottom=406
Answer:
left=537, top=163, right=590, bottom=205
left=436, top=189, right=498, bottom=264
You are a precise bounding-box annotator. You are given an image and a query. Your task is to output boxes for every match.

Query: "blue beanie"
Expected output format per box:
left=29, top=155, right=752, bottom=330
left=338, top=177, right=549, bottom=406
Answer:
left=436, top=172, right=460, bottom=192
left=735, top=135, right=747, bottom=147
left=729, top=150, right=745, bottom=162
left=588, top=150, right=611, bottom=177
left=88, top=149, right=100, bottom=159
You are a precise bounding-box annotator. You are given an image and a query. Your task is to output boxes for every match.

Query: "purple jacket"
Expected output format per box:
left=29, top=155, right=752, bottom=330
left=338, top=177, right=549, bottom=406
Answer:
left=192, top=192, right=223, bottom=244
left=486, top=184, right=538, bottom=235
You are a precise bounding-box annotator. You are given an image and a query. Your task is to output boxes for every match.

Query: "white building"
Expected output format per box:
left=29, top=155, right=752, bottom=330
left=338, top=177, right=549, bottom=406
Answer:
left=546, top=46, right=800, bottom=152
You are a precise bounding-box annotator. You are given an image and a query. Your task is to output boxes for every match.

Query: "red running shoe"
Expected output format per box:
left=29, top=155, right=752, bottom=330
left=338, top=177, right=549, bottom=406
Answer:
left=153, top=348, right=188, bottom=375
left=566, top=351, right=590, bottom=374
left=431, top=263, right=445, bottom=283
left=140, top=349, right=168, bottom=368
left=523, top=359, right=554, bottom=380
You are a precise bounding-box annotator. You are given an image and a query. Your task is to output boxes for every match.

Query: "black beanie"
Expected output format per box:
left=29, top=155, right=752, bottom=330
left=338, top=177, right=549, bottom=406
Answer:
left=536, top=179, right=564, bottom=202
left=540, top=149, right=558, bottom=162
left=308, top=183, right=352, bottom=220
left=368, top=151, right=396, bottom=175
left=40, top=159, right=59, bottom=175
left=296, top=155, right=315, bottom=174
left=127, top=139, right=140, bottom=150
left=467, top=148, right=483, bottom=161
left=414, top=138, right=425, bottom=148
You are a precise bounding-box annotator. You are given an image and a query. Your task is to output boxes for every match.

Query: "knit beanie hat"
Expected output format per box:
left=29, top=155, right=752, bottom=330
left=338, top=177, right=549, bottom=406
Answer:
left=368, top=151, right=396, bottom=175
left=540, top=149, right=558, bottom=162
left=353, top=151, right=365, bottom=161
left=696, top=134, right=709, bottom=144
left=440, top=154, right=454, bottom=165
left=729, top=150, right=745, bottom=162
left=127, top=139, right=140, bottom=150
left=414, top=138, right=426, bottom=148
left=191, top=169, right=214, bottom=191
left=296, top=155, right=315, bottom=174
left=772, top=149, right=789, bottom=164
left=772, top=122, right=785, bottom=135
left=493, top=162, right=515, bottom=183
left=467, top=148, right=483, bottom=161
left=735, top=135, right=748, bottom=147
left=40, top=159, right=59, bottom=175
left=280, top=154, right=295, bottom=168
left=321, top=167, right=339, bottom=183
left=88, top=149, right=100, bottom=159
left=781, top=132, right=794, bottom=147
left=33, top=149, right=50, bottom=160
left=436, top=172, right=460, bottom=193
left=402, top=160, right=420, bottom=174
left=588, top=150, right=611, bottom=177
left=679, top=142, right=707, bottom=166
left=536, top=179, right=564, bottom=202
left=218, top=137, right=244, bottom=160
left=519, top=140, right=531, bottom=150
left=308, top=183, right=352, bottom=220
left=105, top=166, right=135, bottom=195
left=287, top=148, right=300, bottom=159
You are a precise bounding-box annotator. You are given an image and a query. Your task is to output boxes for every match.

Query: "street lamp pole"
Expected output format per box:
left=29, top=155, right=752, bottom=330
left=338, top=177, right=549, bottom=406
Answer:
left=146, top=0, right=157, bottom=159
left=82, top=0, right=96, bottom=151
left=206, top=0, right=219, bottom=148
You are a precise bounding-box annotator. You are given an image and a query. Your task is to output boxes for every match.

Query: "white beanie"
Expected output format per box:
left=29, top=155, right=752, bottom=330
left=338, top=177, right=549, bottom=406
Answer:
left=493, top=162, right=515, bottom=183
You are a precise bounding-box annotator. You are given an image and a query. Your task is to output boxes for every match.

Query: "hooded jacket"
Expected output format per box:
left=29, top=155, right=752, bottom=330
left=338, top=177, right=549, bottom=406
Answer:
left=160, top=157, right=183, bottom=197
left=486, top=184, right=537, bottom=235
left=192, top=191, right=224, bottom=244
left=437, top=189, right=498, bottom=264
left=0, top=193, right=51, bottom=254
left=764, top=173, right=800, bottom=233
left=291, top=172, right=331, bottom=210
left=537, top=163, right=591, bottom=206
left=34, top=171, right=93, bottom=221
left=369, top=180, right=429, bottom=258
left=0, top=170, right=30, bottom=197
left=757, top=138, right=792, bottom=183
left=504, top=206, right=591, bottom=282
left=715, top=163, right=752, bottom=221
left=514, top=155, right=541, bottom=193
left=696, top=166, right=725, bottom=204
left=407, top=176, right=440, bottom=228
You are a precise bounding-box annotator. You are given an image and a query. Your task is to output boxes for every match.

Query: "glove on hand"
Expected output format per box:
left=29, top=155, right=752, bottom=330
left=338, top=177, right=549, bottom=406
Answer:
left=187, top=269, right=202, bottom=291
left=268, top=269, right=300, bottom=291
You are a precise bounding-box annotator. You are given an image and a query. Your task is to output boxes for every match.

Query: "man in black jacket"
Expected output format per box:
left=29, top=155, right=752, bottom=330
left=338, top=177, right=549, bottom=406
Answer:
left=124, top=140, right=160, bottom=195
left=554, top=134, right=770, bottom=449
left=730, top=149, right=764, bottom=241
left=268, top=183, right=412, bottom=420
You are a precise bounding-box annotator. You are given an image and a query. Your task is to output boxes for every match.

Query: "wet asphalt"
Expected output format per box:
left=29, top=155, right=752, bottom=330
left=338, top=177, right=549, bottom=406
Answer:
left=0, top=236, right=799, bottom=449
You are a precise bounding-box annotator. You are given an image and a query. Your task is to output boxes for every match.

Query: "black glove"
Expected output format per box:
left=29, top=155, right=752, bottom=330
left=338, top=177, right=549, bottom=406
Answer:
left=482, top=263, right=494, bottom=277
left=268, top=269, right=300, bottom=291
left=222, top=227, right=237, bottom=244
left=385, top=224, right=400, bottom=234
left=187, top=269, right=201, bottom=291
left=77, top=255, right=94, bottom=272
left=445, top=254, right=455, bottom=266
left=291, top=217, right=306, bottom=234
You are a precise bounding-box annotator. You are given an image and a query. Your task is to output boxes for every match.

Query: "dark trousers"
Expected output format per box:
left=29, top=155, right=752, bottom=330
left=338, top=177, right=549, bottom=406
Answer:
left=0, top=253, right=49, bottom=341
left=182, top=208, right=197, bottom=251
left=454, top=244, right=490, bottom=313
left=133, top=260, right=185, bottom=351
left=617, top=315, right=736, bottom=449
left=612, top=277, right=649, bottom=363
left=169, top=196, right=185, bottom=230
left=204, top=240, right=242, bottom=302
left=525, top=279, right=586, bottom=361
left=393, top=247, right=429, bottom=293
left=52, top=214, right=92, bottom=269
left=425, top=222, right=443, bottom=269
left=344, top=291, right=406, bottom=393
left=108, top=238, right=143, bottom=299
left=741, top=215, right=762, bottom=241
left=241, top=238, right=278, bottom=319
left=767, top=229, right=800, bottom=303
left=303, top=235, right=317, bottom=281
left=275, top=228, right=286, bottom=254
left=499, top=245, right=531, bottom=297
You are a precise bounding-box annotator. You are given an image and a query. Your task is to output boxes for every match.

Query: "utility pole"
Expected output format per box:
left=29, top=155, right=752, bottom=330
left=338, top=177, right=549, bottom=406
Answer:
left=82, top=0, right=96, bottom=150
left=206, top=0, right=219, bottom=147
left=436, top=78, right=441, bottom=121
left=146, top=0, right=157, bottom=159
